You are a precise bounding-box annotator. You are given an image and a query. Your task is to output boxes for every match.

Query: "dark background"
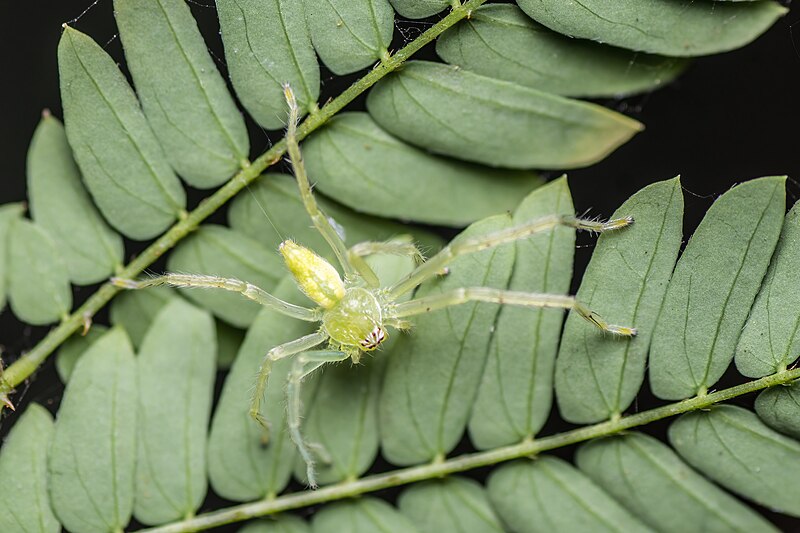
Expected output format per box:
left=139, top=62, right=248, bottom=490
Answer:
left=2, top=0, right=800, bottom=530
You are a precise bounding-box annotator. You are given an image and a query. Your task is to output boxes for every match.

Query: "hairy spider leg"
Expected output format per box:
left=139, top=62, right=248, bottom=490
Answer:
left=389, top=287, right=637, bottom=337
left=287, top=349, right=350, bottom=488
left=111, top=274, right=318, bottom=321
left=347, top=238, right=426, bottom=288
left=386, top=214, right=633, bottom=298
left=249, top=331, right=329, bottom=439
left=284, top=85, right=357, bottom=281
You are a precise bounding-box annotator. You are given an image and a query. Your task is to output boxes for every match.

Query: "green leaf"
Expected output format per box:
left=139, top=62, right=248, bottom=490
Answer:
left=736, top=200, right=800, bottom=377
left=208, top=278, right=309, bottom=501
left=305, top=0, right=394, bottom=75
left=577, top=432, right=778, bottom=533
left=437, top=4, right=688, bottom=98
left=109, top=286, right=176, bottom=348
left=0, top=404, right=59, bottom=533
left=650, top=177, right=785, bottom=399
left=387, top=0, right=449, bottom=19
left=468, top=178, right=574, bottom=448
left=297, top=253, right=414, bottom=485
left=48, top=327, right=137, bottom=533
left=27, top=114, right=124, bottom=284
left=239, top=515, right=311, bottom=533
left=398, top=477, right=504, bottom=533
left=58, top=27, right=186, bottom=240
left=755, top=383, right=800, bottom=440
left=556, top=177, right=683, bottom=423
left=134, top=299, right=216, bottom=525
left=227, top=172, right=442, bottom=255
left=8, top=219, right=72, bottom=325
left=0, top=202, right=25, bottom=310
left=115, top=0, right=249, bottom=188
left=167, top=224, right=285, bottom=327
left=367, top=61, right=642, bottom=169
left=55, top=325, right=109, bottom=383
left=669, top=405, right=800, bottom=517
left=217, top=0, right=319, bottom=129
left=302, top=113, right=543, bottom=225
left=312, top=498, right=420, bottom=533
left=516, top=0, right=786, bottom=57
left=487, top=457, right=651, bottom=533
left=216, top=319, right=245, bottom=370
left=380, top=215, right=514, bottom=465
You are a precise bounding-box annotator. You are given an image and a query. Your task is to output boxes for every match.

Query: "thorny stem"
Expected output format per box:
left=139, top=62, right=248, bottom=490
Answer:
left=0, top=0, right=489, bottom=406
left=139, top=367, right=800, bottom=533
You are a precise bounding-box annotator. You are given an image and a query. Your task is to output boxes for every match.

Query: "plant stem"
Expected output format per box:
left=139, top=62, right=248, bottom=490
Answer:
left=140, top=367, right=800, bottom=533
left=0, top=0, right=488, bottom=404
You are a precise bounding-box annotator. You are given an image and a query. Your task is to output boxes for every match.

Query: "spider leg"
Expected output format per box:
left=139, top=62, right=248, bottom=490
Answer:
left=249, top=331, right=329, bottom=440
left=286, top=349, right=350, bottom=488
left=347, top=238, right=425, bottom=288
left=112, top=274, right=319, bottom=322
left=386, top=214, right=633, bottom=298
left=284, top=85, right=357, bottom=281
left=389, top=287, right=637, bottom=337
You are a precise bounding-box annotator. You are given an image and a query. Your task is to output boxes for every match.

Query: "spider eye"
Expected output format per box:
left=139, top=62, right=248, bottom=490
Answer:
left=359, top=326, right=386, bottom=350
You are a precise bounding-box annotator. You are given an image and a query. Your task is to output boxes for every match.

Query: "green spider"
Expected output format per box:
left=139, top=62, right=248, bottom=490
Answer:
left=113, top=86, right=636, bottom=487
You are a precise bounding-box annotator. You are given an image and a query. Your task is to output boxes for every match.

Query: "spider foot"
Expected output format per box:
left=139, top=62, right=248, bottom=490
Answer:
left=110, top=277, right=140, bottom=289
left=249, top=408, right=272, bottom=445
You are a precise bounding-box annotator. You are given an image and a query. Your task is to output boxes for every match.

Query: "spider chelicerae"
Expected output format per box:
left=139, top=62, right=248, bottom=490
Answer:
left=113, top=86, right=636, bottom=487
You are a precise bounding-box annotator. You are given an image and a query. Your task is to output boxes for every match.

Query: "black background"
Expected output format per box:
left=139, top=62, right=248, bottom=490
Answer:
left=2, top=0, right=800, bottom=530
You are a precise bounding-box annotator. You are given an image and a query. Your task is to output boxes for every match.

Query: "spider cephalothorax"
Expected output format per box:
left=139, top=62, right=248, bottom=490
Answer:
left=113, top=85, right=636, bottom=488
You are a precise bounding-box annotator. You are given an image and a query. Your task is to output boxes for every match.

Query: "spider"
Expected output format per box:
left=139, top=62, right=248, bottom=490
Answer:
left=113, top=86, right=636, bottom=488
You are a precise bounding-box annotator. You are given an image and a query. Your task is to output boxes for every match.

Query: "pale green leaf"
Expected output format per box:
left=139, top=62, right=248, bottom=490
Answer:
left=380, top=215, right=514, bottom=465
left=398, top=477, right=504, bottom=533
left=297, top=253, right=414, bottom=485
left=55, top=325, right=109, bottom=383
left=736, top=200, right=800, bottom=377
left=0, top=404, right=59, bottom=533
left=468, top=178, right=574, bottom=448
left=208, top=278, right=309, bottom=501
left=27, top=114, right=123, bottom=284
left=0, top=202, right=25, bottom=309
left=556, top=177, right=683, bottom=423
left=388, top=0, right=449, bottom=19
left=669, top=405, right=800, bottom=517
left=49, top=327, right=137, bottom=533
left=577, top=432, right=778, bottom=533
left=8, top=219, right=72, bottom=325
left=305, top=0, right=394, bottom=75
left=227, top=173, right=442, bottom=255
left=487, top=457, right=651, bottom=533
left=437, top=4, right=688, bottom=98
left=58, top=27, right=186, bottom=240
left=516, top=0, right=786, bottom=57
left=312, top=498, right=420, bottom=533
left=650, top=177, right=785, bottom=399
left=216, top=319, right=245, bottom=370
left=134, top=299, right=216, bottom=525
left=367, top=61, right=642, bottom=169
left=115, top=0, right=249, bottom=188
left=302, top=112, right=543, bottom=225
left=217, top=0, right=319, bottom=129
left=755, top=383, right=800, bottom=440
left=109, top=286, right=176, bottom=348
left=239, top=515, right=311, bottom=533
left=167, top=224, right=285, bottom=327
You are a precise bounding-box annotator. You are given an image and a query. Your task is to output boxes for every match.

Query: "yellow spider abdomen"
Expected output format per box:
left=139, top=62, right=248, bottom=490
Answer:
left=279, top=240, right=345, bottom=309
